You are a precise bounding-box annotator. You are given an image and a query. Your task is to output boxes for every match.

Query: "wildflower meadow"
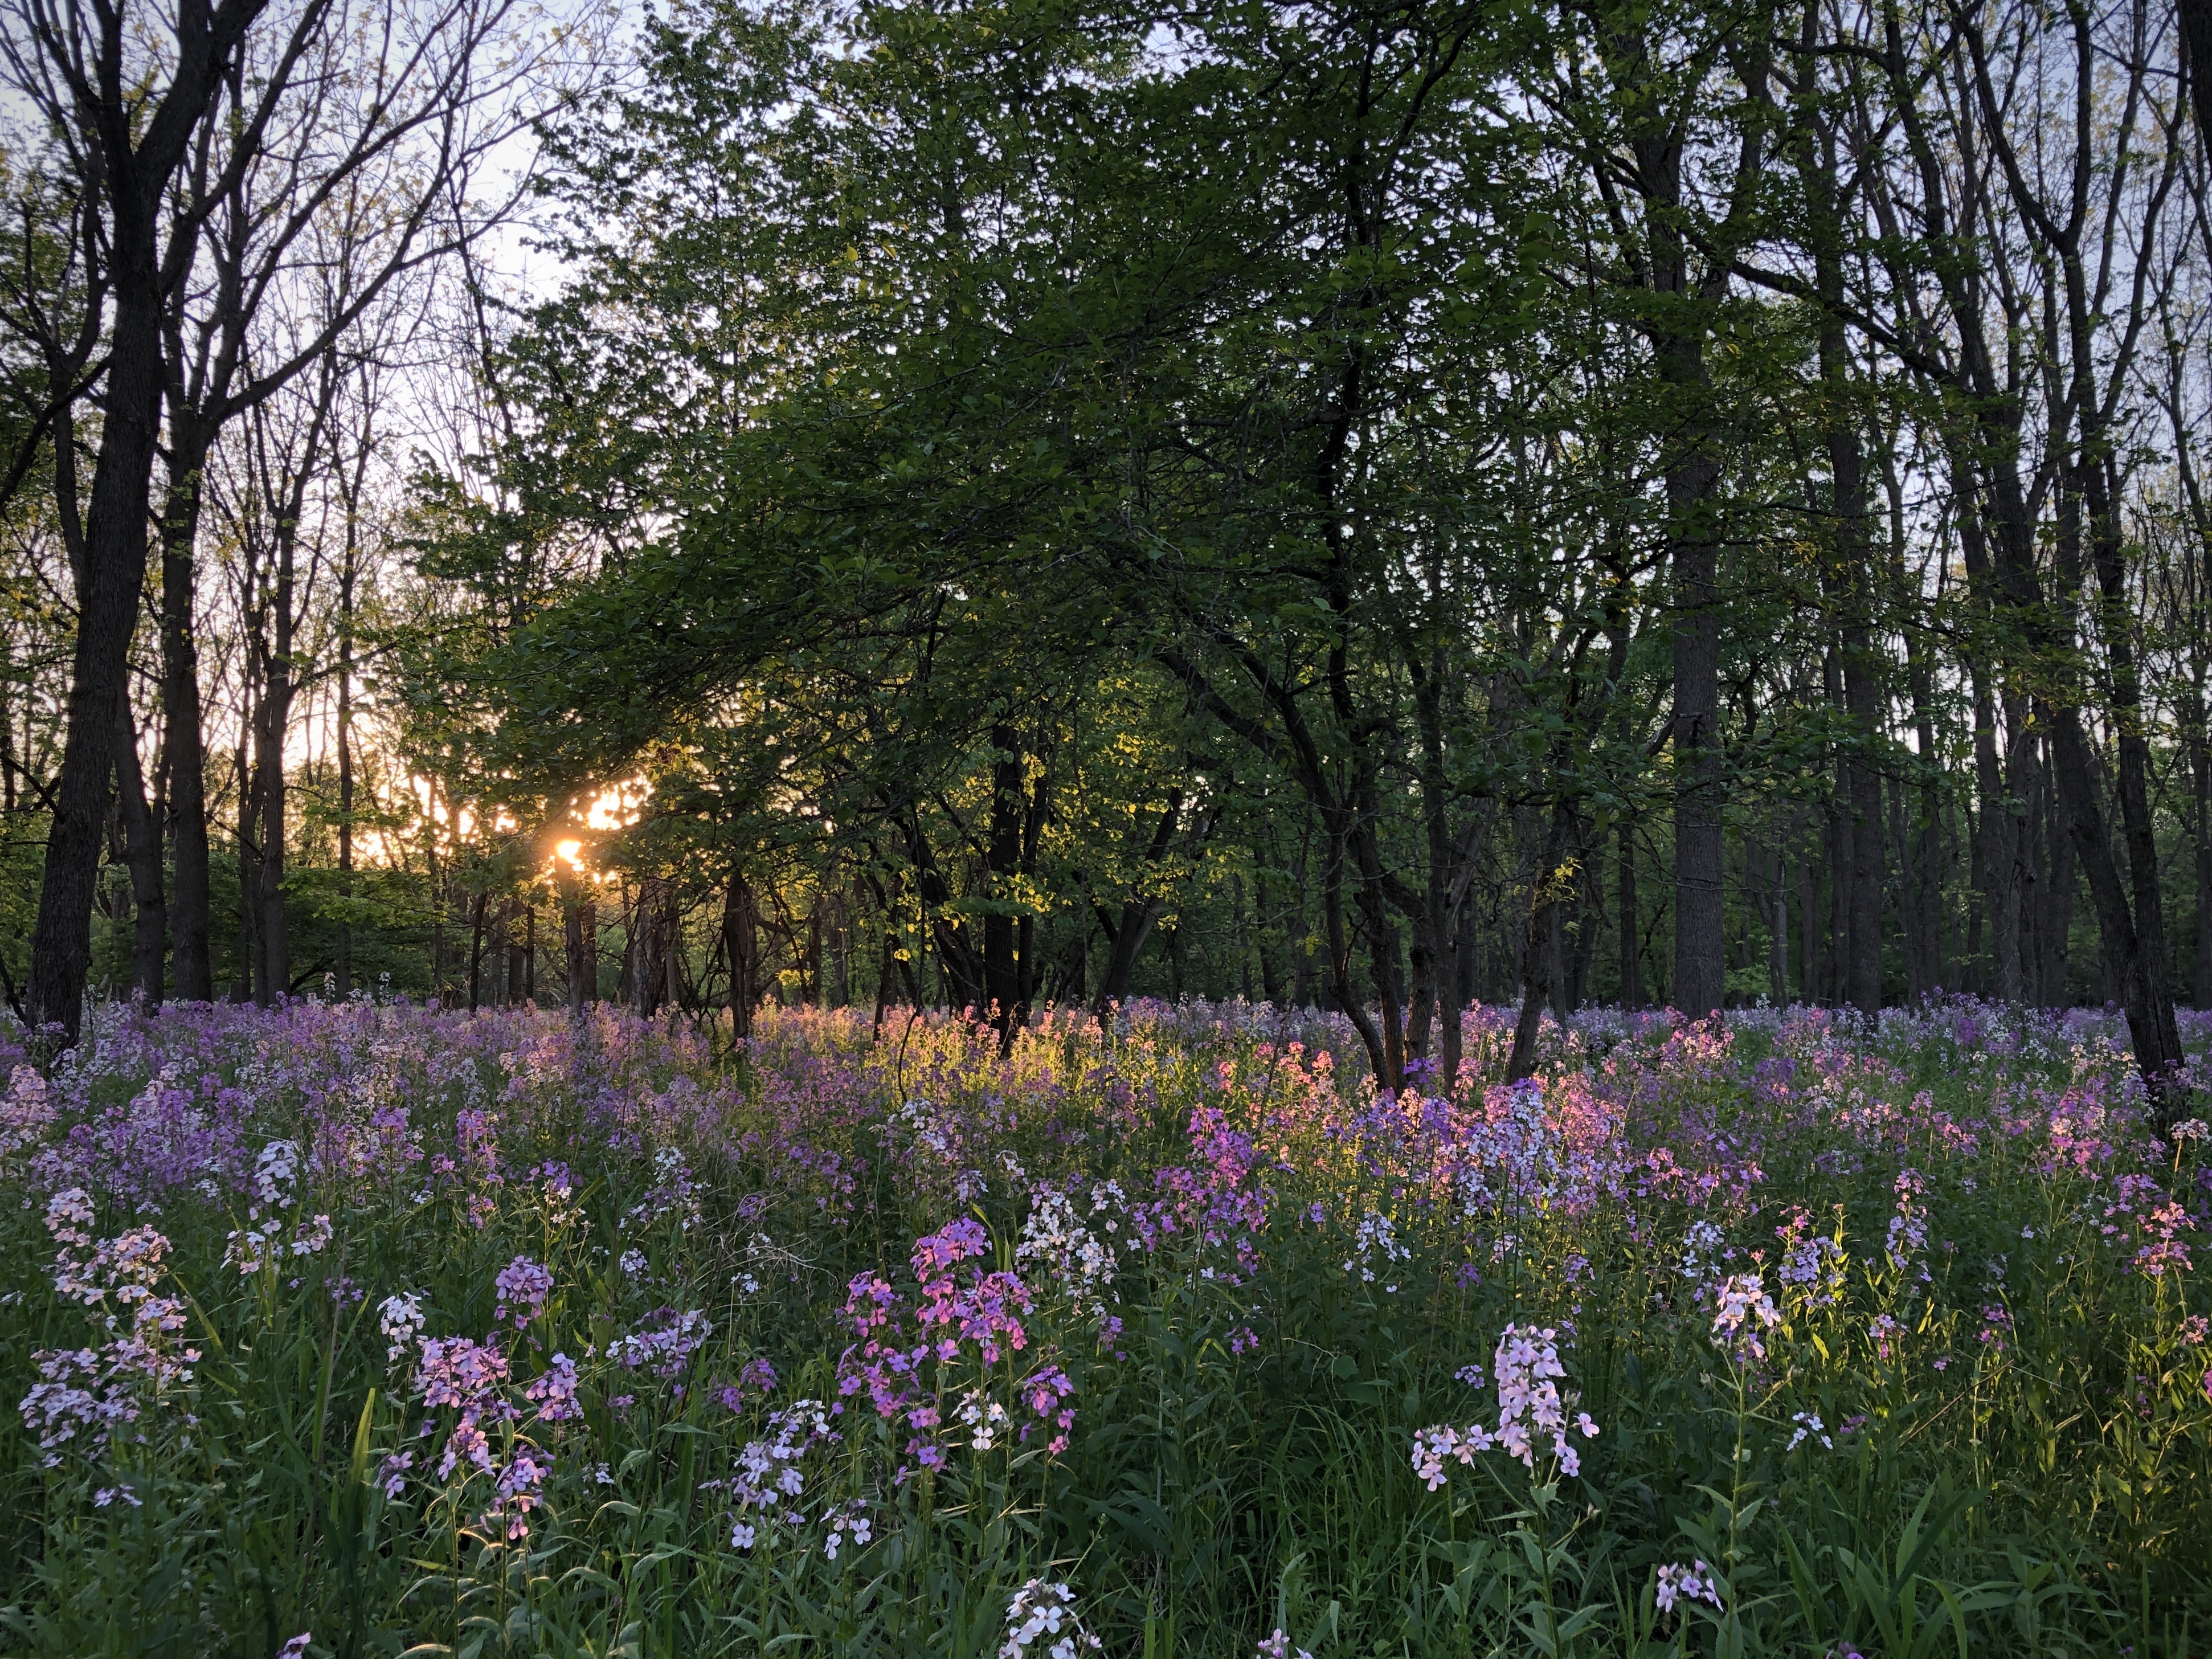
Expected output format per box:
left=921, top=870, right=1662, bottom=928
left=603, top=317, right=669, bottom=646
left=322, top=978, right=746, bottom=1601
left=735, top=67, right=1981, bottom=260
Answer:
left=2, top=994, right=2208, bottom=1658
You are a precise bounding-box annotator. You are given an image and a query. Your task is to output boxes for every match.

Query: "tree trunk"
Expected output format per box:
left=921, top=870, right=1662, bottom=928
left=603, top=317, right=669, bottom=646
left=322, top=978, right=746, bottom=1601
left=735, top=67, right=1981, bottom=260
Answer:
left=1825, top=674, right=1851, bottom=1005
left=255, top=684, right=289, bottom=1004
left=724, top=874, right=758, bottom=1038
left=1322, top=819, right=1392, bottom=1084
left=565, top=892, right=596, bottom=1016
left=2197, top=725, right=2212, bottom=1007
left=1669, top=476, right=1726, bottom=1018
left=1768, top=832, right=1789, bottom=1004
left=26, top=285, right=169, bottom=1040
left=334, top=512, right=356, bottom=1002
left=107, top=687, right=167, bottom=1006
left=1952, top=483, right=2026, bottom=1003
left=1508, top=809, right=1571, bottom=1081
left=983, top=724, right=1024, bottom=1040
left=1091, top=793, right=1184, bottom=1018
left=467, top=889, right=488, bottom=1012
left=237, top=735, right=261, bottom=1003
left=1797, top=808, right=1819, bottom=999
left=505, top=899, right=526, bottom=1006
left=1617, top=820, right=1643, bottom=1007
left=158, top=419, right=216, bottom=1003
left=1254, top=864, right=1285, bottom=1004
left=2082, top=456, right=2186, bottom=1103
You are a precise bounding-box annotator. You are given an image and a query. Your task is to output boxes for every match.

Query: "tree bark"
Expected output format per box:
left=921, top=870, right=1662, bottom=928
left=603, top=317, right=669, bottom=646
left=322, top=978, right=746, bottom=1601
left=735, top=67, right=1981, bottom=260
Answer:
left=467, top=889, right=488, bottom=1013
left=114, top=695, right=167, bottom=1006
left=1507, top=809, right=1572, bottom=1081
left=1617, top=820, right=1643, bottom=1007
left=27, top=286, right=167, bottom=1038
left=565, top=891, right=596, bottom=1016
left=158, top=418, right=216, bottom=1002
left=724, top=874, right=759, bottom=1037
left=333, top=475, right=357, bottom=1002
left=20, top=0, right=277, bottom=1039
left=2197, top=726, right=2212, bottom=1008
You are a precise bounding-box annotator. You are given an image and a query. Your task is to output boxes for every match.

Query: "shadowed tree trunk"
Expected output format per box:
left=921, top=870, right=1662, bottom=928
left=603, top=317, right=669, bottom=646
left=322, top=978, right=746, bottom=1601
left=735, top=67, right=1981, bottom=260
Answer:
left=565, top=890, right=597, bottom=1016
left=725, top=873, right=759, bottom=1038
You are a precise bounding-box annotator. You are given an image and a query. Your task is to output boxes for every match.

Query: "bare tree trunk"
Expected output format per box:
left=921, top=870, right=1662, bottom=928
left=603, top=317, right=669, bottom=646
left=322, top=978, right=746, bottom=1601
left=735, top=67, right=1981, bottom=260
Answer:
left=115, top=696, right=167, bottom=1006
left=1508, top=810, right=1571, bottom=1081
left=467, top=890, right=488, bottom=1012
left=565, top=891, right=596, bottom=1016
left=505, top=899, right=526, bottom=1006
left=723, top=874, right=758, bottom=1038
left=158, top=419, right=216, bottom=1003
left=1948, top=473, right=2027, bottom=1003
left=27, top=285, right=171, bottom=1037
left=334, top=479, right=357, bottom=1002
left=1768, top=831, right=1789, bottom=1004
left=2197, top=732, right=2212, bottom=1007
left=254, top=691, right=289, bottom=1004
left=1796, top=808, right=1818, bottom=999
left=1617, top=820, right=1643, bottom=1007
left=237, top=735, right=261, bottom=1004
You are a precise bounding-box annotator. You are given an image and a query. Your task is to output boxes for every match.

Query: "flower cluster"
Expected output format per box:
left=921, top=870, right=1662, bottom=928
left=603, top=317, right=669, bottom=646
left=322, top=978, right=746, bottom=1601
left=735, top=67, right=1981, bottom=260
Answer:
left=717, top=1356, right=780, bottom=1412
left=19, top=1190, right=199, bottom=1468
left=1886, top=1168, right=1931, bottom=1282
left=607, top=1307, right=713, bottom=1379
left=524, top=1352, right=583, bottom=1421
left=415, top=1335, right=515, bottom=1476
left=1786, top=1411, right=1832, bottom=1450
left=1711, top=1272, right=1781, bottom=1367
left=493, top=1256, right=554, bottom=1328
left=1774, top=1206, right=1849, bottom=1311
left=1655, top=1560, right=1722, bottom=1615
left=1343, top=1209, right=1411, bottom=1288
left=999, top=1579, right=1102, bottom=1659
left=224, top=1209, right=334, bottom=1276
left=379, top=1292, right=426, bottom=1372
left=1412, top=1325, right=1596, bottom=1486
left=623, top=1145, right=702, bottom=1234
left=838, top=1219, right=1077, bottom=1470
left=726, top=1399, right=840, bottom=1548
left=1, top=1064, right=54, bottom=1164
left=403, top=1327, right=559, bottom=1540
left=1016, top=1180, right=1124, bottom=1321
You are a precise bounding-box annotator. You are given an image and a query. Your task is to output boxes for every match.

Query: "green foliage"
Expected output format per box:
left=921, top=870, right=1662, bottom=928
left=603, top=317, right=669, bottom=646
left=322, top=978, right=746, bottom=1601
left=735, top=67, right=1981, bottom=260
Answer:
left=2, top=1001, right=2208, bottom=1654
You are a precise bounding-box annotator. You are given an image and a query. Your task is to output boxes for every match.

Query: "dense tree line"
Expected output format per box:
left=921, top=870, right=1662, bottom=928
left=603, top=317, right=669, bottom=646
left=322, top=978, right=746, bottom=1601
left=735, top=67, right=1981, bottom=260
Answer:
left=7, top=0, right=2212, bottom=1124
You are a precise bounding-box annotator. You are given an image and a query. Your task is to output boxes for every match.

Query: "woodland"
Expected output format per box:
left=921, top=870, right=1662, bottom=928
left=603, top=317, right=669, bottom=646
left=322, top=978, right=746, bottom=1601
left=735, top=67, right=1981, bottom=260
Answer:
left=13, top=3, right=2212, bottom=1653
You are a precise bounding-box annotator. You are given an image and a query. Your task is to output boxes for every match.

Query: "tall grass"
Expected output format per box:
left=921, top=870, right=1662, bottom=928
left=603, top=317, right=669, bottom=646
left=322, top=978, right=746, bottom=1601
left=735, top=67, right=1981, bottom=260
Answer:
left=0, top=994, right=2205, bottom=1656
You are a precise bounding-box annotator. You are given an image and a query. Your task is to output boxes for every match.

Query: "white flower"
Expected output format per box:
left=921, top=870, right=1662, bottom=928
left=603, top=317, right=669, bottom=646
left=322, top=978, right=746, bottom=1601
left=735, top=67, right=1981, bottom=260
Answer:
left=1411, top=1324, right=1592, bottom=1485
left=1342, top=1209, right=1412, bottom=1283
left=999, top=1580, right=1102, bottom=1658
left=377, top=1293, right=425, bottom=1372
left=1710, top=1272, right=1780, bottom=1365
left=1785, top=1411, right=1833, bottom=1451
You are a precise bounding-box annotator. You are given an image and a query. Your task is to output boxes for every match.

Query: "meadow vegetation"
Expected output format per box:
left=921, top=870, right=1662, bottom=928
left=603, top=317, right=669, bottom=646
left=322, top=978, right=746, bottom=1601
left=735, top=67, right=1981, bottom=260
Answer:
left=2, top=994, right=2207, bottom=1657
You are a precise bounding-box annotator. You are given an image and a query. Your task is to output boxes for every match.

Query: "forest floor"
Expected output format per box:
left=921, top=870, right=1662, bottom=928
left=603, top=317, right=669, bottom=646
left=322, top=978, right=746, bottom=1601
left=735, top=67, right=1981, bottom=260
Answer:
left=1, top=994, right=2206, bottom=1657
